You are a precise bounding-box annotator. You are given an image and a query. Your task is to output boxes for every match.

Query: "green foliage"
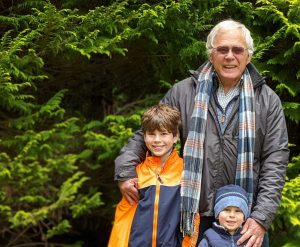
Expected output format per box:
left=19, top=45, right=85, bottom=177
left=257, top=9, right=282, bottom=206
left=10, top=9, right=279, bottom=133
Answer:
left=0, top=105, right=140, bottom=245
left=0, top=0, right=299, bottom=245
left=70, top=189, right=103, bottom=218
left=46, top=219, right=71, bottom=239
left=0, top=37, right=41, bottom=117
left=271, top=155, right=300, bottom=246
left=253, top=0, right=300, bottom=98
left=0, top=114, right=103, bottom=244
left=282, top=102, right=300, bottom=124
left=84, top=113, right=141, bottom=164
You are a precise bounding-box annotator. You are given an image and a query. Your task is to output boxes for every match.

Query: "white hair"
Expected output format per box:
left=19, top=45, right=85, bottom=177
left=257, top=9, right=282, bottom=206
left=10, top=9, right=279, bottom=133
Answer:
left=206, top=19, right=254, bottom=57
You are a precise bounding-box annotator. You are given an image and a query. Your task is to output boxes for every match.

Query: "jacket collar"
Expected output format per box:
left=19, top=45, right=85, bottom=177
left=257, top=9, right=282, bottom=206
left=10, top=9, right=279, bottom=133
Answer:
left=212, top=221, right=243, bottom=236
left=145, top=148, right=179, bottom=166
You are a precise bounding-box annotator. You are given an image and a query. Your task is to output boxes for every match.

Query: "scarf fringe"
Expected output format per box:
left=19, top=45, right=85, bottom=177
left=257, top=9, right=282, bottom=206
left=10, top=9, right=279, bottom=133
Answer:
left=181, top=211, right=196, bottom=236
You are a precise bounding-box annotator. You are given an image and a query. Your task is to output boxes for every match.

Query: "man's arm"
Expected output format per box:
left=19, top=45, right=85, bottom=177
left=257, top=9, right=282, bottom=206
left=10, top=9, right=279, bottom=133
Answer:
left=118, top=178, right=139, bottom=205
left=252, top=93, right=289, bottom=228
left=114, top=129, right=146, bottom=181
left=238, top=218, right=265, bottom=247
left=238, top=91, right=289, bottom=246
left=114, top=129, right=146, bottom=204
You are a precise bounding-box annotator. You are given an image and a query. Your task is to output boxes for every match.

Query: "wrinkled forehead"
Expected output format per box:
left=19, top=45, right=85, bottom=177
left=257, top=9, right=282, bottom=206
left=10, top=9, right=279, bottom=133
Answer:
left=213, top=29, right=247, bottom=47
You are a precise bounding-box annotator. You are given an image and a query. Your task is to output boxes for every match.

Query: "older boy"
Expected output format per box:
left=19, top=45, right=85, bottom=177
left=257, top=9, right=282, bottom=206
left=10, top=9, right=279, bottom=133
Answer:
left=109, top=104, right=188, bottom=247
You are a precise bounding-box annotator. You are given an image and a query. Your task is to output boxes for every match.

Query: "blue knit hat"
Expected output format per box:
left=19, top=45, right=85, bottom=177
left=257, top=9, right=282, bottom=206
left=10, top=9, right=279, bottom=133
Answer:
left=214, top=184, right=249, bottom=219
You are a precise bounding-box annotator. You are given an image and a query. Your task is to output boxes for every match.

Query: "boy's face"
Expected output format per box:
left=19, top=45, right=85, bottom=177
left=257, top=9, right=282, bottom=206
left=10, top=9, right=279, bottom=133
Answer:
left=144, top=128, right=178, bottom=163
left=218, top=206, right=245, bottom=235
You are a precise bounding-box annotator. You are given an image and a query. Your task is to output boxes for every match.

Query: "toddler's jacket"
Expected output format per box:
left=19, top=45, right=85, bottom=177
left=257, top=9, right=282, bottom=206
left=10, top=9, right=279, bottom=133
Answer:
left=199, top=222, right=244, bottom=247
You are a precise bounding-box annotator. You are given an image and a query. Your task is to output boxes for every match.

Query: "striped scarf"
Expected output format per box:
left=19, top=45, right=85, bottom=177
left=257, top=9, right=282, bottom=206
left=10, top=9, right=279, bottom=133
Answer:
left=180, top=61, right=255, bottom=236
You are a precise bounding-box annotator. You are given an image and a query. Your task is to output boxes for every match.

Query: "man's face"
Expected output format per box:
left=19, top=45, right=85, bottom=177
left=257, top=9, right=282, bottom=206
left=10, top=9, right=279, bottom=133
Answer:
left=209, top=29, right=251, bottom=87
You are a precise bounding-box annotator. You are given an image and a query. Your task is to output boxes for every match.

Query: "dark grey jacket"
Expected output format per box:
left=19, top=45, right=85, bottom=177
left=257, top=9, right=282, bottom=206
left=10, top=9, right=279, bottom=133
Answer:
left=114, top=63, right=289, bottom=230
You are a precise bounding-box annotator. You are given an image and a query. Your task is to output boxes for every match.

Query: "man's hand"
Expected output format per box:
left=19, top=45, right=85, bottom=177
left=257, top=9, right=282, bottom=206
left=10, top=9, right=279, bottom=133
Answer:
left=237, top=218, right=266, bottom=247
left=118, top=178, right=139, bottom=205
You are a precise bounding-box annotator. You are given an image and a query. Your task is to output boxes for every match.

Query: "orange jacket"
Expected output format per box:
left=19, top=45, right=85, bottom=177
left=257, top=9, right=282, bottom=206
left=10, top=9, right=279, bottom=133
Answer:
left=109, top=150, right=185, bottom=247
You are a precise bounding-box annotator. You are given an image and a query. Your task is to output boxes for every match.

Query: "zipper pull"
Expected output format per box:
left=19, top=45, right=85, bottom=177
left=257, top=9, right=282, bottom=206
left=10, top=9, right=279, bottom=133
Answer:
left=155, top=168, right=163, bottom=184
left=157, top=174, right=163, bottom=184
left=221, top=114, right=225, bottom=124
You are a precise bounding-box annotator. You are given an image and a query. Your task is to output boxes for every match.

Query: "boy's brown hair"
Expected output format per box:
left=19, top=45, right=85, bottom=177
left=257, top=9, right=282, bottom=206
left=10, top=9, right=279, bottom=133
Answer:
left=141, top=104, right=181, bottom=136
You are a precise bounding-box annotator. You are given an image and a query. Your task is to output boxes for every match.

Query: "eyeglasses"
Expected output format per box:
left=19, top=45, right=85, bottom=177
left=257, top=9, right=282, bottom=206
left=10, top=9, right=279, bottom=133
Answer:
left=212, top=46, right=248, bottom=55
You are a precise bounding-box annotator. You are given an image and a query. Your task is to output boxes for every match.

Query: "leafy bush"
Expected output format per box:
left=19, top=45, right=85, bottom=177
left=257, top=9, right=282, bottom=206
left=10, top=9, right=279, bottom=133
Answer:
left=271, top=154, right=300, bottom=246
left=0, top=0, right=299, bottom=246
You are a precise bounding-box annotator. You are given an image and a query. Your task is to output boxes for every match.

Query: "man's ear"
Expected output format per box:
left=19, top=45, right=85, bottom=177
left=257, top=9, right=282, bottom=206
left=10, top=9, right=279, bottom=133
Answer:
left=246, top=54, right=251, bottom=65
left=209, top=54, right=213, bottom=63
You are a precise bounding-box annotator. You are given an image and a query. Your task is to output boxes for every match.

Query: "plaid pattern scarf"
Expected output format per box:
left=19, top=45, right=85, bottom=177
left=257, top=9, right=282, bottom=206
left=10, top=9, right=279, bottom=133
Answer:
left=181, top=61, right=255, bottom=236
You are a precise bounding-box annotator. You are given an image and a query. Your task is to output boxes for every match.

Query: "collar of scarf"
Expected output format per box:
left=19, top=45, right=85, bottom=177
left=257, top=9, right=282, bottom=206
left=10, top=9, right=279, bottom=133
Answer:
left=180, top=61, right=255, bottom=236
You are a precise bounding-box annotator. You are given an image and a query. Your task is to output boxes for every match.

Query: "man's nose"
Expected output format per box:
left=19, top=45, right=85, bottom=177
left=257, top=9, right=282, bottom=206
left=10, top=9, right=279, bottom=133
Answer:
left=225, top=49, right=235, bottom=57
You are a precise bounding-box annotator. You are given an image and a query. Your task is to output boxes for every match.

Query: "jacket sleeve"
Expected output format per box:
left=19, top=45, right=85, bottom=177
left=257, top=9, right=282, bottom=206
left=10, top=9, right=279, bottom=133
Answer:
left=108, top=197, right=138, bottom=247
left=114, top=85, right=181, bottom=181
left=114, top=128, right=146, bottom=180
left=250, top=90, right=289, bottom=230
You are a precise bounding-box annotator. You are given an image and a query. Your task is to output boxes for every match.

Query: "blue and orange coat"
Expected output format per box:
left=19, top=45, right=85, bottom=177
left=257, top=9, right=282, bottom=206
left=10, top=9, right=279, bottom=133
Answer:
left=108, top=149, right=185, bottom=247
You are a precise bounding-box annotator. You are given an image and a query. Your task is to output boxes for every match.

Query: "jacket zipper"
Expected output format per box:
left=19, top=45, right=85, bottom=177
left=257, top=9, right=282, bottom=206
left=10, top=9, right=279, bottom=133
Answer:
left=152, top=167, right=163, bottom=247
left=221, top=113, right=225, bottom=124
left=231, top=235, right=235, bottom=247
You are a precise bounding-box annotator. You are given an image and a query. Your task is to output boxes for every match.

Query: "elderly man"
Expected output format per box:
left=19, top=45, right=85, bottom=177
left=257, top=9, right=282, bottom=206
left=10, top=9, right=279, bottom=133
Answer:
left=114, top=19, right=289, bottom=247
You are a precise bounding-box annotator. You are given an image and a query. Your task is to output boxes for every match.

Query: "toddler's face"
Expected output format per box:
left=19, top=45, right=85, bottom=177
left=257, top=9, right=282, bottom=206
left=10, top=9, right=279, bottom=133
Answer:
left=218, top=206, right=244, bottom=235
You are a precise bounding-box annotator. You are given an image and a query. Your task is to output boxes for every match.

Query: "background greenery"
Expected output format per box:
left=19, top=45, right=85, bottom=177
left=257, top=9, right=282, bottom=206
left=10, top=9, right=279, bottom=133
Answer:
left=0, top=0, right=299, bottom=246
